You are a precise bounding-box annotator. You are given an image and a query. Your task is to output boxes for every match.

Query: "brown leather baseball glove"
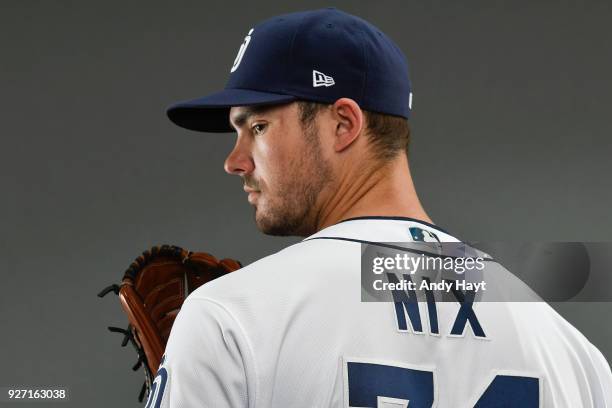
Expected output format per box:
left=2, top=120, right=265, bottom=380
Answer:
left=98, top=245, right=241, bottom=402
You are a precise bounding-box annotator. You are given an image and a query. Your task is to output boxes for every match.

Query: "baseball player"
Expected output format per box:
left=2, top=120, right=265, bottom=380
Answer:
left=151, top=8, right=612, bottom=407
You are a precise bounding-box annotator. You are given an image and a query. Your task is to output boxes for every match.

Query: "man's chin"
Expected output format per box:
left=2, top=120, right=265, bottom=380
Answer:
left=254, top=213, right=277, bottom=236
left=254, top=210, right=293, bottom=236
left=254, top=211, right=313, bottom=237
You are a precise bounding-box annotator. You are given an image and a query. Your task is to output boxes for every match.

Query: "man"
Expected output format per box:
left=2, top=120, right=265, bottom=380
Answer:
left=151, top=8, right=612, bottom=407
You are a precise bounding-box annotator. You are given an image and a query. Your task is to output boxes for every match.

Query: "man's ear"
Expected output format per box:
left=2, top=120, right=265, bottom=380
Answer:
left=331, top=98, right=364, bottom=152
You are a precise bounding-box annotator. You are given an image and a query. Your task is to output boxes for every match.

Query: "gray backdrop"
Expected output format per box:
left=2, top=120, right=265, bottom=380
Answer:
left=1, top=1, right=610, bottom=406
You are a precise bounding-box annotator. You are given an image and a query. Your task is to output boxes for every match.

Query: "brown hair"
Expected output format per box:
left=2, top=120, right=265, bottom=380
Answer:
left=297, top=101, right=411, bottom=160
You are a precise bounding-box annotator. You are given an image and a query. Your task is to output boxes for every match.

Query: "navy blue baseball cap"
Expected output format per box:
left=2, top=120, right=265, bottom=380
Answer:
left=167, top=8, right=412, bottom=133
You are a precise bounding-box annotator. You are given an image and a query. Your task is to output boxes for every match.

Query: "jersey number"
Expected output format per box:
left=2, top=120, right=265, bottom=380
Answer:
left=346, top=361, right=539, bottom=407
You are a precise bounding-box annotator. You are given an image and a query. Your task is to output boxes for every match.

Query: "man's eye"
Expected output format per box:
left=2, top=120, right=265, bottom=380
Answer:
left=252, top=123, right=266, bottom=135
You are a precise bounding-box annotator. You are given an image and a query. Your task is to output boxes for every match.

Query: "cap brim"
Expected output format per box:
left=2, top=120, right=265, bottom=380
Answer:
left=166, top=88, right=297, bottom=133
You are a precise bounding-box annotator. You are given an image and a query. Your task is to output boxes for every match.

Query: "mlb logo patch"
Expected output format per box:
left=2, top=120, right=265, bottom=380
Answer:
left=409, top=227, right=439, bottom=243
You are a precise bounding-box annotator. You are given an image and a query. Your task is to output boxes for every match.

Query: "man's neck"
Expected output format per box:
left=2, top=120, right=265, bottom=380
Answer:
left=315, top=154, right=432, bottom=231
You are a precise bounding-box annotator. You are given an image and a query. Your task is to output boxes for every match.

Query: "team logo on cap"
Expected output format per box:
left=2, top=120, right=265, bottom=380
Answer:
left=231, top=28, right=254, bottom=73
left=312, top=70, right=335, bottom=87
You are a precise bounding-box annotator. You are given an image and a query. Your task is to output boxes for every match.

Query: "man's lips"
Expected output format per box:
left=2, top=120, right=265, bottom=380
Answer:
left=243, top=186, right=261, bottom=204
left=243, top=186, right=260, bottom=194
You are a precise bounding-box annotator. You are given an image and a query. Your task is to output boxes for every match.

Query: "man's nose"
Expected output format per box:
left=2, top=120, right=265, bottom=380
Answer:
left=224, top=140, right=254, bottom=176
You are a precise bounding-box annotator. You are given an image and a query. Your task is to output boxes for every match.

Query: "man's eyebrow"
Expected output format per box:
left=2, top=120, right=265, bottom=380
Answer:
left=229, top=106, right=272, bottom=130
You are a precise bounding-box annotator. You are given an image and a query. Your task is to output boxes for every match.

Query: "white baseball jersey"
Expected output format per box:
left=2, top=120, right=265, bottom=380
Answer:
left=148, top=217, right=612, bottom=407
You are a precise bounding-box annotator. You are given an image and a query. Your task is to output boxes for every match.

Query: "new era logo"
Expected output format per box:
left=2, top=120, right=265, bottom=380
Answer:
left=312, top=70, right=335, bottom=87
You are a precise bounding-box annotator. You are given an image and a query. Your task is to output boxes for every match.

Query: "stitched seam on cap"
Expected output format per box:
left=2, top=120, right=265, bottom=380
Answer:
left=357, top=28, right=368, bottom=106
left=285, top=13, right=308, bottom=95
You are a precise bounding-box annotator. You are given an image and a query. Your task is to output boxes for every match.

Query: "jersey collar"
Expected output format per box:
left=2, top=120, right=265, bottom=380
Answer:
left=303, top=216, right=460, bottom=243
